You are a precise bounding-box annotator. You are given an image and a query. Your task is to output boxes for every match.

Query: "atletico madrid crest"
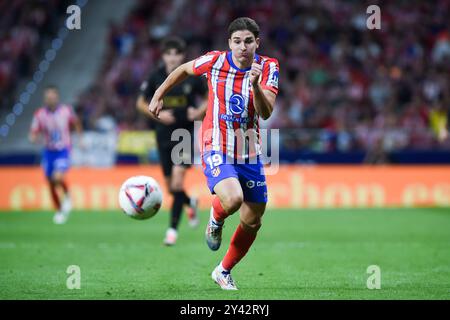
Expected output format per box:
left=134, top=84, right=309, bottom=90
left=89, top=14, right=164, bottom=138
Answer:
left=212, top=167, right=221, bottom=177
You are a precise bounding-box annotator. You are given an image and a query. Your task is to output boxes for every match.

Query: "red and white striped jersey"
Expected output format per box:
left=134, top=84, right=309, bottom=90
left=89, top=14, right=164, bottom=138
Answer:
left=30, top=104, right=77, bottom=150
left=193, top=50, right=279, bottom=160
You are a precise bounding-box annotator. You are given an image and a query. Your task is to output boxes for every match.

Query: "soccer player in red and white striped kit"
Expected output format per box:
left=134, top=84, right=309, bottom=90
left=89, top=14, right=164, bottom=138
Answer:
left=148, top=17, right=279, bottom=290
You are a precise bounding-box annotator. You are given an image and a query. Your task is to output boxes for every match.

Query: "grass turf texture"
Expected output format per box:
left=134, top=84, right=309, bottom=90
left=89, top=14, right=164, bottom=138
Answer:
left=0, top=208, right=449, bottom=300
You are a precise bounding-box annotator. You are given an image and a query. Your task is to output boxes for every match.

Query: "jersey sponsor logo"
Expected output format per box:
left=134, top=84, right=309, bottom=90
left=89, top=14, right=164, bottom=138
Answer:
left=246, top=180, right=255, bottom=188
left=219, top=114, right=250, bottom=123
left=229, top=93, right=245, bottom=115
left=50, top=130, right=62, bottom=144
left=247, top=180, right=267, bottom=188
left=257, top=181, right=267, bottom=187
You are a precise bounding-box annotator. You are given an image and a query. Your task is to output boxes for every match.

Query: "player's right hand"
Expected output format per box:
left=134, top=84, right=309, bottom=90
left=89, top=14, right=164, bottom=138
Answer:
left=148, top=96, right=163, bottom=118
left=249, top=62, right=263, bottom=86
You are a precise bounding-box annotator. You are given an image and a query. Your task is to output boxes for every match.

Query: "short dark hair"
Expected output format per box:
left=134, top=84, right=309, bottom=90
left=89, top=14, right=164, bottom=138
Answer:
left=228, top=17, right=260, bottom=39
left=44, top=85, right=59, bottom=92
left=161, top=36, right=186, bottom=54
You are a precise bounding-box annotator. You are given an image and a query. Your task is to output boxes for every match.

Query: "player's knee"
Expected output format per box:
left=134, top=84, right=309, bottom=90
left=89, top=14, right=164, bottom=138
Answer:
left=241, top=220, right=262, bottom=233
left=52, top=172, right=64, bottom=183
left=222, top=193, right=243, bottom=213
left=49, top=176, right=60, bottom=185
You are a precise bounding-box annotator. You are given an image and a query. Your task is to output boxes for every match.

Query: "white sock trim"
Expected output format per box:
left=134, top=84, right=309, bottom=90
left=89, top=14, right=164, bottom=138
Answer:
left=218, top=262, right=229, bottom=273
left=211, top=217, right=222, bottom=226
left=210, top=209, right=223, bottom=226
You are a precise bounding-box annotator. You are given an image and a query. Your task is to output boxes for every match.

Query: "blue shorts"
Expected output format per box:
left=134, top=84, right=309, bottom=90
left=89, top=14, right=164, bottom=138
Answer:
left=42, top=148, right=70, bottom=179
left=202, top=152, right=268, bottom=203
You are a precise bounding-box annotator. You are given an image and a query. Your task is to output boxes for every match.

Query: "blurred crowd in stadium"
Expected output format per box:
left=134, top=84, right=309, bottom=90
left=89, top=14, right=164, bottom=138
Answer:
left=3, top=0, right=450, bottom=158
left=0, top=0, right=71, bottom=113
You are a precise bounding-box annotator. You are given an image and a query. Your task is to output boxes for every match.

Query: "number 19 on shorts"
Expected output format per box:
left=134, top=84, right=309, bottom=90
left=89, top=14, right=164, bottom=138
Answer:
left=206, top=154, right=223, bottom=169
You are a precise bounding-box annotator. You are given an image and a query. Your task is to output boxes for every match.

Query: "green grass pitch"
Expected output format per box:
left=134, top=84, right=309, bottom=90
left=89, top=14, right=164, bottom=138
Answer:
left=0, top=208, right=449, bottom=299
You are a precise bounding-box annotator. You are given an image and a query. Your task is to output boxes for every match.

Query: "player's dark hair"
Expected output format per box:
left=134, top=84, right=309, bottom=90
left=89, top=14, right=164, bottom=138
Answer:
left=161, top=36, right=186, bottom=54
left=44, top=85, right=59, bottom=92
left=228, top=17, right=260, bottom=39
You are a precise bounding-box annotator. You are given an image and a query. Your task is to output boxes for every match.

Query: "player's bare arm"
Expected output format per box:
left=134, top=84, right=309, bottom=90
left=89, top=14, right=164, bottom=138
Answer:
left=148, top=60, right=195, bottom=118
left=250, top=62, right=276, bottom=120
left=136, top=95, right=154, bottom=118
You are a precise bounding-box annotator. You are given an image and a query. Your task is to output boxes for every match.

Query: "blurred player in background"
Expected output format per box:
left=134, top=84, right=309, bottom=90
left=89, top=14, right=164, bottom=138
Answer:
left=29, top=85, right=82, bottom=224
left=137, top=37, right=208, bottom=246
left=149, top=18, right=279, bottom=289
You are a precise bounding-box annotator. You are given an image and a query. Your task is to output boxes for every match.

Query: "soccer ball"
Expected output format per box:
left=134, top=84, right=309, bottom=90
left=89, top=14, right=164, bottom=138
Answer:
left=118, top=176, right=163, bottom=220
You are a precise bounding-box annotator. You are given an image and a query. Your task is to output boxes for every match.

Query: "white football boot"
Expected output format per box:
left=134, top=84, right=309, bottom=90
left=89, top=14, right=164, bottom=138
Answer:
left=53, top=211, right=68, bottom=224
left=211, top=264, right=238, bottom=290
left=163, top=228, right=178, bottom=246
left=62, top=195, right=72, bottom=214
left=54, top=195, right=72, bottom=224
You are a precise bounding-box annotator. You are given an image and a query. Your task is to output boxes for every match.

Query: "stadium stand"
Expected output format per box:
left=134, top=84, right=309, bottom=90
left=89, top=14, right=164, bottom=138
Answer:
left=0, top=0, right=71, bottom=114
left=74, top=0, right=450, bottom=161
left=1, top=0, right=449, bottom=164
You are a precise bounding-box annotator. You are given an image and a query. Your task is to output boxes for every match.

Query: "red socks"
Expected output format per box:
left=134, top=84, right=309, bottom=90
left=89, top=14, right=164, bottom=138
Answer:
left=222, top=224, right=257, bottom=271
left=212, top=196, right=229, bottom=222
left=212, top=196, right=258, bottom=271
left=49, top=183, right=61, bottom=210
left=49, top=180, right=69, bottom=211
left=60, top=180, right=68, bottom=194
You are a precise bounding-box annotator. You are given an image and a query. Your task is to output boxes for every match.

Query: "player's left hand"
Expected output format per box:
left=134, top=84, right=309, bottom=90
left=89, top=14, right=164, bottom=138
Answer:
left=249, top=62, right=262, bottom=86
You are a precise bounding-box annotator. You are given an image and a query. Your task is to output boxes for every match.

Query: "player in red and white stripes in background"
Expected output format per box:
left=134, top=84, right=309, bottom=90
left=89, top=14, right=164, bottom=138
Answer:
left=29, top=86, right=82, bottom=224
left=148, top=17, right=279, bottom=290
